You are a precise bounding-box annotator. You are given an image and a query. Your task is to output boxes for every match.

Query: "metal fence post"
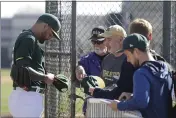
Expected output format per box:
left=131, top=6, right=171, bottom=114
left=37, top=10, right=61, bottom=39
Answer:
left=163, top=1, right=171, bottom=63
left=45, top=2, right=49, bottom=117
left=58, top=1, right=62, bottom=73
left=45, top=1, right=59, bottom=118
left=0, top=2, right=1, bottom=69
left=71, top=1, right=77, bottom=118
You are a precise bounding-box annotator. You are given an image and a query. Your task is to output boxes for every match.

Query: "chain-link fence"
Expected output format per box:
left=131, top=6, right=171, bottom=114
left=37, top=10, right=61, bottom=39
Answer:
left=45, top=1, right=72, bottom=118
left=170, top=2, right=176, bottom=69
left=45, top=1, right=176, bottom=118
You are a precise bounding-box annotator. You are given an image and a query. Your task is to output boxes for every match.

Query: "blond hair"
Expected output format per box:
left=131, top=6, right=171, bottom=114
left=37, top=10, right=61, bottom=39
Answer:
left=129, top=18, right=152, bottom=39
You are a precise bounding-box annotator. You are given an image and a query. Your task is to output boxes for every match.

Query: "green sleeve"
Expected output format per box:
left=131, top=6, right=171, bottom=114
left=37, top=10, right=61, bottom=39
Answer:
left=15, top=37, right=35, bottom=64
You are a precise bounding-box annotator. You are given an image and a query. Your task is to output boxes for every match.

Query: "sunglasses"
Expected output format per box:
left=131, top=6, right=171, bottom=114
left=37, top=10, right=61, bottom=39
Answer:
left=91, top=40, right=104, bottom=45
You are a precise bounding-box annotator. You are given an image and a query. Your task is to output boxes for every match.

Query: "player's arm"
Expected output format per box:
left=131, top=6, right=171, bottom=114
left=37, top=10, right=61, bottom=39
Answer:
left=11, top=37, right=48, bottom=81
left=114, top=59, right=136, bottom=98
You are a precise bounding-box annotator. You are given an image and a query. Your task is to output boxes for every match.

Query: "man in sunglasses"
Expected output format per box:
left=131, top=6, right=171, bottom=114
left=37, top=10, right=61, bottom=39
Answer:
left=76, top=26, right=108, bottom=80
left=75, top=26, right=108, bottom=116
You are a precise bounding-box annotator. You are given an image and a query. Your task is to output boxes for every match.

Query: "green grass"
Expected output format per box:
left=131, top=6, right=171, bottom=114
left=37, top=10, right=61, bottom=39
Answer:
left=1, top=82, right=12, bottom=113
left=1, top=69, right=12, bottom=114
left=1, top=69, right=11, bottom=76
left=75, top=88, right=85, bottom=113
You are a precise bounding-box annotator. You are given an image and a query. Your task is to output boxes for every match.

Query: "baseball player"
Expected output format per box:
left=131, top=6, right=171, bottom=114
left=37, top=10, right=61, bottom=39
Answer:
left=8, top=13, right=63, bottom=118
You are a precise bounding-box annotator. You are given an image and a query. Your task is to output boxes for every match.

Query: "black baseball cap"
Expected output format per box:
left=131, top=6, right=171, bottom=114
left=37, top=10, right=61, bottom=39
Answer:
left=89, top=26, right=105, bottom=41
left=37, top=13, right=61, bottom=40
left=116, top=33, right=149, bottom=53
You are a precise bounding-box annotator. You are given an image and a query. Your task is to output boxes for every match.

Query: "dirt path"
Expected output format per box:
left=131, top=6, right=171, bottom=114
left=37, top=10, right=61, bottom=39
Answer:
left=1, top=113, right=12, bottom=118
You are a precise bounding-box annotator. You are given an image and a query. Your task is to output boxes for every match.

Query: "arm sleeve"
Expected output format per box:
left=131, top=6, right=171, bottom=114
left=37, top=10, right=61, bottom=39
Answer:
left=93, top=87, right=121, bottom=100
left=15, top=37, right=35, bottom=66
left=14, top=37, right=47, bottom=81
left=114, top=60, right=135, bottom=98
left=117, top=71, right=150, bottom=111
left=78, top=57, right=90, bottom=75
left=26, top=67, right=47, bottom=81
left=93, top=59, right=135, bottom=99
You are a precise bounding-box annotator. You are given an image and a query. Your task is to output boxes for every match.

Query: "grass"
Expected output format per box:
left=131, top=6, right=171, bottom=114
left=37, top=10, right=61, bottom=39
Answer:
left=1, top=69, right=11, bottom=76
left=1, top=69, right=13, bottom=114
left=75, top=88, right=85, bottom=113
left=1, top=83, right=12, bottom=113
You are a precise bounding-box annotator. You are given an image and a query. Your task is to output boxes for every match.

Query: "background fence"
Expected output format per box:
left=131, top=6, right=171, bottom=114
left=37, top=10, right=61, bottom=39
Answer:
left=45, top=1, right=176, bottom=118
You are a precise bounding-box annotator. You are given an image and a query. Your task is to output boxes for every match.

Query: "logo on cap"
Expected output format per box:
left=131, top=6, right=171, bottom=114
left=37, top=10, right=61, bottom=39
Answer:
left=92, top=30, right=101, bottom=35
left=106, top=27, right=110, bottom=31
left=129, top=44, right=134, bottom=47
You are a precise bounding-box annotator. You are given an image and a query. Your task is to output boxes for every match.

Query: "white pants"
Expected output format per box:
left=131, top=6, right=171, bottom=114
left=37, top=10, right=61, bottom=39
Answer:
left=8, top=87, right=44, bottom=118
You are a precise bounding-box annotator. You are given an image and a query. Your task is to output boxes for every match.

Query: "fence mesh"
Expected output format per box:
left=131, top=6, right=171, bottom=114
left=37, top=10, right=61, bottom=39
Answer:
left=45, top=1, right=72, bottom=118
left=45, top=1, right=176, bottom=118
left=171, top=2, right=176, bottom=69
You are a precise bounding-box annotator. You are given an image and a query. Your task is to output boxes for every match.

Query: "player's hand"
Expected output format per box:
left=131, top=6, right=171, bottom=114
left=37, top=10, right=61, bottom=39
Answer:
left=45, top=73, right=55, bottom=85
left=89, top=87, right=95, bottom=96
left=118, top=92, right=133, bottom=101
left=108, top=100, right=120, bottom=111
left=75, top=65, right=86, bottom=81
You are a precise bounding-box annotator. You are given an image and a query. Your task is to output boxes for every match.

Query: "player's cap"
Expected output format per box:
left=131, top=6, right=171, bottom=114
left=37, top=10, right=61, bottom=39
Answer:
left=37, top=13, right=61, bottom=40
left=89, top=26, right=106, bottom=42
left=99, top=25, right=127, bottom=38
left=116, top=33, right=149, bottom=53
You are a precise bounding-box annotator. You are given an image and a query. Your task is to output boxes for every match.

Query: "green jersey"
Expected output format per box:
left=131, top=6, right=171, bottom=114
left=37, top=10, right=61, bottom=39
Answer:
left=12, top=29, right=45, bottom=88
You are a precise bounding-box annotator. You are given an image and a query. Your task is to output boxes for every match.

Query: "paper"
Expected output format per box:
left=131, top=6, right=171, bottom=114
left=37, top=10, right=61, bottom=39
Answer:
left=100, top=99, right=112, bottom=104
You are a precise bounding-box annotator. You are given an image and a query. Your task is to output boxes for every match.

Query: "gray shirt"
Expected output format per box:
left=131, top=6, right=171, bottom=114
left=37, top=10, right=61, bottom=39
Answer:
left=101, top=53, right=125, bottom=88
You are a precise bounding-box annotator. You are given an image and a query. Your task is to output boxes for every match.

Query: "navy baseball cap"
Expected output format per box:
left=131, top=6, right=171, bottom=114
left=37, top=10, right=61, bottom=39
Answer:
left=117, top=33, right=149, bottom=53
left=89, top=26, right=105, bottom=41
left=37, top=13, right=61, bottom=40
